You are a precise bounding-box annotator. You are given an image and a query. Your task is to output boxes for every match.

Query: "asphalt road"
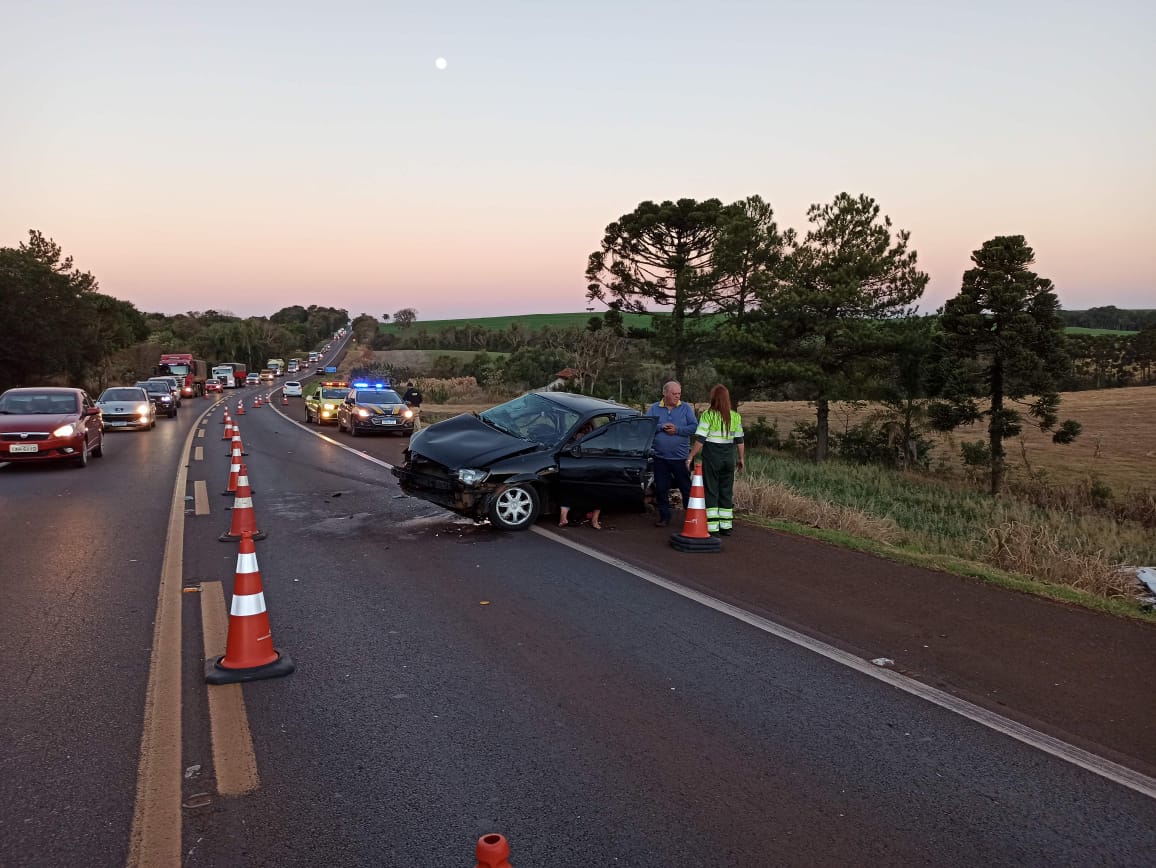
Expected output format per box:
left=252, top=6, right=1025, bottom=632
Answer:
left=2, top=386, right=1155, bottom=867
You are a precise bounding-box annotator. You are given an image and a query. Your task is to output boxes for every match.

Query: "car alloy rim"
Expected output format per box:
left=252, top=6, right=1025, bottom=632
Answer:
left=496, top=488, right=532, bottom=524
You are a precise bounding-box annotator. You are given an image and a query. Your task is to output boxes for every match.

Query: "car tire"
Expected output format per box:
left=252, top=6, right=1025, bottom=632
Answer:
left=73, top=440, right=89, bottom=468
left=349, top=420, right=357, bottom=437
left=92, top=435, right=104, bottom=458
left=487, top=483, right=541, bottom=531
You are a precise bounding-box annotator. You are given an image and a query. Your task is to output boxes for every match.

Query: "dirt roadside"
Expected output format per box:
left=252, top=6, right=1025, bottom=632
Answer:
left=539, top=510, right=1156, bottom=780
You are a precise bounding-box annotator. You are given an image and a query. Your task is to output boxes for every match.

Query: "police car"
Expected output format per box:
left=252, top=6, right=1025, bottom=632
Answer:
left=336, top=381, right=417, bottom=437
left=304, top=381, right=350, bottom=425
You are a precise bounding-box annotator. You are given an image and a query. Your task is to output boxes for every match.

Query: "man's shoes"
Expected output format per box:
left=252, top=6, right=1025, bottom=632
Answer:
left=719, top=528, right=732, bottom=536
left=654, top=518, right=670, bottom=527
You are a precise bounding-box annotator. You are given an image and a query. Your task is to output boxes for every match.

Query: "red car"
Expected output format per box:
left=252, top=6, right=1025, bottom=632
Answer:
left=0, top=387, right=105, bottom=467
left=205, top=380, right=223, bottom=393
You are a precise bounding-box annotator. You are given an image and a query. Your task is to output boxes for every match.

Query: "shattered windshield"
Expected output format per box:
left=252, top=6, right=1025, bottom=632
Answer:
left=479, top=394, right=580, bottom=445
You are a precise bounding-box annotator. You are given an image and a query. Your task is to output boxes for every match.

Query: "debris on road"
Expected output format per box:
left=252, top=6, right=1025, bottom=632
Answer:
left=871, top=658, right=895, bottom=668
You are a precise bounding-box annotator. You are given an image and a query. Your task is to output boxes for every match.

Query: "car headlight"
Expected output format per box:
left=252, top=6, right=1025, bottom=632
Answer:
left=457, top=468, right=489, bottom=485
left=137, top=403, right=150, bottom=414
left=403, top=409, right=413, bottom=419
left=323, top=402, right=335, bottom=410
left=356, top=408, right=370, bottom=418
left=161, top=395, right=172, bottom=403
left=53, top=422, right=82, bottom=438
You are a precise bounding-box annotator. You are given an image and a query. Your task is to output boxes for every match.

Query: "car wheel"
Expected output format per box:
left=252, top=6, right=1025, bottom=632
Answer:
left=487, top=483, right=540, bottom=531
left=73, top=439, right=89, bottom=468
left=349, top=419, right=357, bottom=437
left=92, top=434, right=104, bottom=458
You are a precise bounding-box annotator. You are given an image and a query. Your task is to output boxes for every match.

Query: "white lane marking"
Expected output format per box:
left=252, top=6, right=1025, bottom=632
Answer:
left=531, top=526, right=1156, bottom=802
left=267, top=399, right=394, bottom=469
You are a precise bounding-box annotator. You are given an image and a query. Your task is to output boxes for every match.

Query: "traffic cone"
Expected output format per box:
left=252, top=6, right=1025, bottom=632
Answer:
left=204, top=531, right=293, bottom=684
left=222, top=409, right=230, bottom=425
left=254, top=396, right=262, bottom=408
left=231, top=430, right=248, bottom=457
left=237, top=399, right=246, bottom=416
left=220, top=465, right=266, bottom=541
left=475, top=833, right=512, bottom=868
left=281, top=393, right=288, bottom=406
left=669, top=461, right=720, bottom=553
left=222, top=443, right=242, bottom=495
left=222, top=418, right=233, bottom=441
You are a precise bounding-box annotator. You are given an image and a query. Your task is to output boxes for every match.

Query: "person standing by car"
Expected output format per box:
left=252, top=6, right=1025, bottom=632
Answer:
left=686, top=384, right=744, bottom=536
left=558, top=421, right=601, bottom=529
left=403, top=381, right=423, bottom=431
left=647, top=381, right=697, bottom=527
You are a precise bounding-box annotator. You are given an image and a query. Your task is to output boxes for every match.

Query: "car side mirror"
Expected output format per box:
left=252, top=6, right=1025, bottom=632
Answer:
left=85, top=407, right=100, bottom=416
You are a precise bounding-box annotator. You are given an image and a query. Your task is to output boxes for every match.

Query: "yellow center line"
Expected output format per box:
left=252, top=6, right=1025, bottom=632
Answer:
left=127, top=408, right=206, bottom=867
left=193, top=480, right=209, bottom=516
left=200, top=582, right=260, bottom=796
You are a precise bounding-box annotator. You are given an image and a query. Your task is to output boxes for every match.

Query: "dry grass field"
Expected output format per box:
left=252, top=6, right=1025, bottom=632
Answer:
left=738, top=386, right=1156, bottom=492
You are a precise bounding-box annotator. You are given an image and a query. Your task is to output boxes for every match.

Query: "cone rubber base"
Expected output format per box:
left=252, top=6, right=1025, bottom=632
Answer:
left=219, top=529, right=267, bottom=542
left=205, top=651, right=294, bottom=684
left=670, top=532, right=721, bottom=552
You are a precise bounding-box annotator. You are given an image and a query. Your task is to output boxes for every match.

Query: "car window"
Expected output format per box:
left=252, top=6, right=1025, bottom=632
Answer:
left=100, top=388, right=146, bottom=401
left=572, top=417, right=656, bottom=458
left=480, top=394, right=580, bottom=444
left=356, top=389, right=401, bottom=404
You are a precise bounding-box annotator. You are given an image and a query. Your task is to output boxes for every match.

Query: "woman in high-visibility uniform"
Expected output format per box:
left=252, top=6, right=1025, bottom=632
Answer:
left=686, top=384, right=745, bottom=535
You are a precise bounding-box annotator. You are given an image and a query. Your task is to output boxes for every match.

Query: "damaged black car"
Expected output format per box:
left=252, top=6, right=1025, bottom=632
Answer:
left=392, top=392, right=657, bottom=531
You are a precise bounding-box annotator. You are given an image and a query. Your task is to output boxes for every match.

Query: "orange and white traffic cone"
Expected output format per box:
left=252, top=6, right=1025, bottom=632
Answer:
left=222, top=443, right=242, bottom=495
left=220, top=465, right=266, bottom=541
left=237, top=399, right=246, bottom=416
left=669, top=461, right=720, bottom=552
left=475, top=833, right=512, bottom=868
left=223, top=418, right=233, bottom=441
left=254, top=395, right=262, bottom=408
left=204, top=531, right=293, bottom=684
left=281, top=393, right=288, bottom=406
left=231, top=430, right=248, bottom=457
left=222, top=409, right=230, bottom=425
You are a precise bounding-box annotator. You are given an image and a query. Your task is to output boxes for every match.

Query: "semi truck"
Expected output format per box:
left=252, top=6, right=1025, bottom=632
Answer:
left=266, top=358, right=286, bottom=377
left=211, top=362, right=249, bottom=388
left=155, top=354, right=208, bottom=397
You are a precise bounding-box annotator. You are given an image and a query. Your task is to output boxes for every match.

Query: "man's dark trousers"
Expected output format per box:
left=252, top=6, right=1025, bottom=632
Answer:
left=654, top=457, right=692, bottom=523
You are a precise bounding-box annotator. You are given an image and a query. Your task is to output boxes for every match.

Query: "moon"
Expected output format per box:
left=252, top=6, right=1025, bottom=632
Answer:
left=435, top=57, right=447, bottom=70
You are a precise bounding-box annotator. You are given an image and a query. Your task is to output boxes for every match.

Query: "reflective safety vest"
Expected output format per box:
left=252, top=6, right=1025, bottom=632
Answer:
left=695, top=409, right=744, bottom=445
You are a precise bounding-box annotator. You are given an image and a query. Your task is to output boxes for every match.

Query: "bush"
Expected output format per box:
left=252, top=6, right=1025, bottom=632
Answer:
left=743, top=416, right=781, bottom=450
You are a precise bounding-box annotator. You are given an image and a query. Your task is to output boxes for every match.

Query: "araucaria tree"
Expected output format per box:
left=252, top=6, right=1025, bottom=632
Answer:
left=729, top=193, right=928, bottom=461
left=930, top=235, right=1080, bottom=496
left=585, top=198, right=724, bottom=381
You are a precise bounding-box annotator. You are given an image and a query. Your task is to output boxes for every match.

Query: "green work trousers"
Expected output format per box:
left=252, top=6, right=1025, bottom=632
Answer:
left=701, top=442, right=736, bottom=532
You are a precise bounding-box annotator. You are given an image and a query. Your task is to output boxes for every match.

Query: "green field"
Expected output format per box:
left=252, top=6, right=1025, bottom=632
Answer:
left=381, top=312, right=655, bottom=333
left=1063, top=327, right=1139, bottom=336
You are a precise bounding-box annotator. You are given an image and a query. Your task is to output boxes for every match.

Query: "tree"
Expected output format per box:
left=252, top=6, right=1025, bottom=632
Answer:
left=721, top=193, right=928, bottom=460
left=930, top=236, right=1080, bottom=495
left=585, top=198, right=725, bottom=381
left=350, top=313, right=380, bottom=346
left=380, top=312, right=391, bottom=323
left=393, top=308, right=418, bottom=328
left=713, top=195, right=792, bottom=330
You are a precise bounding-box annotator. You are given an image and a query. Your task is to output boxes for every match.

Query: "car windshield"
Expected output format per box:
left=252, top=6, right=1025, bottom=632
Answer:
left=359, top=389, right=401, bottom=404
left=479, top=393, right=580, bottom=445
left=0, top=392, right=78, bottom=414
left=99, top=388, right=145, bottom=402
left=136, top=382, right=169, bottom=395
left=320, top=388, right=349, bottom=400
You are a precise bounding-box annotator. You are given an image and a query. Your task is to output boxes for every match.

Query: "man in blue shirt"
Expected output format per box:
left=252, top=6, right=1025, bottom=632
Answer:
left=647, top=381, right=698, bottom=527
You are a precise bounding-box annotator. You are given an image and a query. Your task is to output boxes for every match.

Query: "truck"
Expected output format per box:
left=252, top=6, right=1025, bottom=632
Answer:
left=287, top=358, right=300, bottom=374
left=266, top=358, right=286, bottom=377
left=211, top=362, right=248, bottom=388
left=155, top=354, right=208, bottom=397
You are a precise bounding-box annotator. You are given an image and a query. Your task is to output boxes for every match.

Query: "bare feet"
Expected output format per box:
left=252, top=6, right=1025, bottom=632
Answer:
left=590, top=521, right=602, bottom=530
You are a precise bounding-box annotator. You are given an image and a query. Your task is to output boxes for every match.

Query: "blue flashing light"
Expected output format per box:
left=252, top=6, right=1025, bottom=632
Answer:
left=352, top=381, right=369, bottom=388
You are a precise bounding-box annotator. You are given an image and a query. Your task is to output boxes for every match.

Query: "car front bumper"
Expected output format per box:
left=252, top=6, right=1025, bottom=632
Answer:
left=0, top=433, right=86, bottom=461
left=391, top=466, right=488, bottom=515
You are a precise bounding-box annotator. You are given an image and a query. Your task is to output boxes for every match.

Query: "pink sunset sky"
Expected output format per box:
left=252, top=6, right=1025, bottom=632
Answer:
left=2, top=1, right=1152, bottom=320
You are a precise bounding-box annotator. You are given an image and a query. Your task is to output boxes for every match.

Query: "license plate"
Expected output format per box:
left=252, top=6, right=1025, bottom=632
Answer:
left=9, top=443, right=38, bottom=453
left=380, top=418, right=396, bottom=424
left=108, top=421, right=129, bottom=427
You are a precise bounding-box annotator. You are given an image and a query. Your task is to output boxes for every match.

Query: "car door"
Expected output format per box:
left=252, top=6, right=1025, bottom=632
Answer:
left=556, top=416, right=657, bottom=511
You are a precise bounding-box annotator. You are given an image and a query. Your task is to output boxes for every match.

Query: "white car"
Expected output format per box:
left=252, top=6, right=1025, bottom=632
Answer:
left=283, top=381, right=303, bottom=397
left=97, top=386, right=156, bottom=430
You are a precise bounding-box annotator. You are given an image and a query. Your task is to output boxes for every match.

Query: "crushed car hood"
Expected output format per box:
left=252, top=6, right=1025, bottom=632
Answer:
left=409, top=413, right=542, bottom=468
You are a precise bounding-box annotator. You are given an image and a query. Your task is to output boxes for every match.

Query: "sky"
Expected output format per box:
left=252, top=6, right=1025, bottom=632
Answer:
left=2, top=0, right=1153, bottom=321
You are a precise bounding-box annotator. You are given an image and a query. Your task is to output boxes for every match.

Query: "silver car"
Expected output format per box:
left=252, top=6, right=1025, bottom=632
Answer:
left=97, top=386, right=156, bottom=431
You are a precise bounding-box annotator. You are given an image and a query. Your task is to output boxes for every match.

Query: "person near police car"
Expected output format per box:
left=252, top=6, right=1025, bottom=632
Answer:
left=646, top=380, right=697, bottom=527
left=686, top=384, right=744, bottom=536
left=402, top=381, right=423, bottom=430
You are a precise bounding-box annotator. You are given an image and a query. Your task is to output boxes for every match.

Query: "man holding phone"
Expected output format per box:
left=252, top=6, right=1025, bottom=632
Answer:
left=646, top=381, right=698, bottom=527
